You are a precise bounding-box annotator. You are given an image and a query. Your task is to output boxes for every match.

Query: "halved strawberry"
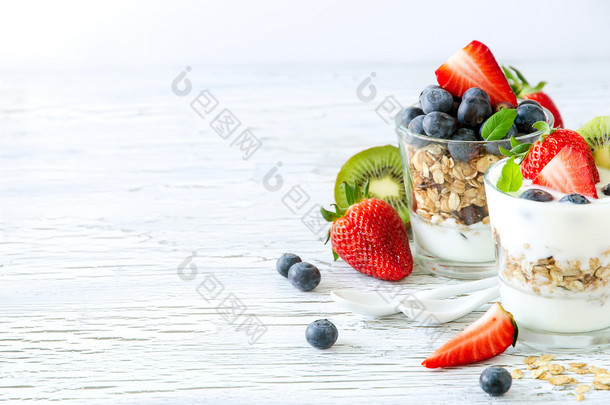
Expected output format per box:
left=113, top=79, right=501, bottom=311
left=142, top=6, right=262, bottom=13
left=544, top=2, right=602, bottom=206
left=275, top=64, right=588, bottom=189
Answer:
left=521, top=129, right=600, bottom=183
left=533, top=146, right=598, bottom=199
left=435, top=41, right=517, bottom=107
left=422, top=302, right=517, bottom=369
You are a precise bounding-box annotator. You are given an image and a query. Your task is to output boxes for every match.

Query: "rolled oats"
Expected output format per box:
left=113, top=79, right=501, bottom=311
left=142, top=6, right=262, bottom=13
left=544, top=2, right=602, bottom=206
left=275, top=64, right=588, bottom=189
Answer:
left=405, top=142, right=493, bottom=226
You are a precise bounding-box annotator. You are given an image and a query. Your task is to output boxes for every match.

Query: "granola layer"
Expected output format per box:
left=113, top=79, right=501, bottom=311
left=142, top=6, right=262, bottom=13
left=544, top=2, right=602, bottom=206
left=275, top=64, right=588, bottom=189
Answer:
left=406, top=142, right=499, bottom=226
left=501, top=247, right=610, bottom=295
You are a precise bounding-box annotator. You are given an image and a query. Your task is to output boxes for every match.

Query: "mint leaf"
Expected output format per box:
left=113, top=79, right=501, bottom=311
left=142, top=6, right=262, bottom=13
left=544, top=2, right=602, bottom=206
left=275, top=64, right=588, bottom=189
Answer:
left=533, top=121, right=551, bottom=135
left=496, top=157, right=523, bottom=192
left=481, top=109, right=517, bottom=141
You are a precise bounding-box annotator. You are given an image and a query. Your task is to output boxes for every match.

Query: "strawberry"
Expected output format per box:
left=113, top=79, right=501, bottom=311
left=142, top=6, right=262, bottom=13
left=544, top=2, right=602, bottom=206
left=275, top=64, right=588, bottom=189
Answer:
left=533, top=146, right=598, bottom=199
left=321, top=182, right=413, bottom=281
left=435, top=40, right=517, bottom=107
left=422, top=302, right=517, bottom=368
left=520, top=128, right=600, bottom=182
left=503, top=65, right=564, bottom=128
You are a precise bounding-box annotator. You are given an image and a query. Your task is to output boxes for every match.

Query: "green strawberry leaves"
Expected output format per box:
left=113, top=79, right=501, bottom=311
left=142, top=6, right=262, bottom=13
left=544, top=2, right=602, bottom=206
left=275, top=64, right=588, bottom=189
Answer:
left=502, top=65, right=546, bottom=97
left=496, top=157, right=523, bottom=193
left=481, top=108, right=517, bottom=141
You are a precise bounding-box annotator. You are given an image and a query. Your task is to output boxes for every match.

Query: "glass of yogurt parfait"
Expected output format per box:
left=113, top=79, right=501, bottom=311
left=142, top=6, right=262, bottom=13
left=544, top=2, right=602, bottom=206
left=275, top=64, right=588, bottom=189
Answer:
left=484, top=157, right=610, bottom=348
left=395, top=108, right=554, bottom=279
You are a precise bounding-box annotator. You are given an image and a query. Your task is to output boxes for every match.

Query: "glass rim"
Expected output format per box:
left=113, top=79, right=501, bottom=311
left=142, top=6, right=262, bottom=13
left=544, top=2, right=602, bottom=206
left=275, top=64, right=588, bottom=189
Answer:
left=395, top=103, right=555, bottom=145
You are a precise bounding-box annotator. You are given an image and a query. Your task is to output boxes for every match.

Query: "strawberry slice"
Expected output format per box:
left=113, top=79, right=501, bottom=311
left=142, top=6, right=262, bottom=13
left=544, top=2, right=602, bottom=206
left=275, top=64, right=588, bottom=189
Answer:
left=422, top=302, right=517, bottom=369
left=435, top=40, right=517, bottom=107
left=533, top=146, right=599, bottom=198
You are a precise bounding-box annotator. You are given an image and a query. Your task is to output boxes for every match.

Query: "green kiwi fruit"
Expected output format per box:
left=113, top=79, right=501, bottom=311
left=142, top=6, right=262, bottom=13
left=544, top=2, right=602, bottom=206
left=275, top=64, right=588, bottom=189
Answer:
left=577, top=116, right=610, bottom=169
left=334, top=145, right=409, bottom=223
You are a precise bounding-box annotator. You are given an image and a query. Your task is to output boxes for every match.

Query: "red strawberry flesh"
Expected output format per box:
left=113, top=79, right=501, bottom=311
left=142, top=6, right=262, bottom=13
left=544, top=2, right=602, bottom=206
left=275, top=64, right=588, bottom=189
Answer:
left=422, top=302, right=517, bottom=368
left=521, top=129, right=600, bottom=183
left=533, top=146, right=598, bottom=198
left=435, top=41, right=517, bottom=106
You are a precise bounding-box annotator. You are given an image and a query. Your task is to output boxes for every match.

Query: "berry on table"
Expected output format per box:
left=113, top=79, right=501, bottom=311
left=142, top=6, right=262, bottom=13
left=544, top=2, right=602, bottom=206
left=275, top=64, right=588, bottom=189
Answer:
left=306, top=319, right=338, bottom=349
left=603, top=183, right=610, bottom=196
left=423, top=111, right=456, bottom=139
left=480, top=367, right=512, bottom=396
left=421, top=87, right=454, bottom=114
left=276, top=253, right=302, bottom=277
left=559, top=193, right=590, bottom=204
left=520, top=188, right=554, bottom=202
left=288, top=262, right=321, bottom=291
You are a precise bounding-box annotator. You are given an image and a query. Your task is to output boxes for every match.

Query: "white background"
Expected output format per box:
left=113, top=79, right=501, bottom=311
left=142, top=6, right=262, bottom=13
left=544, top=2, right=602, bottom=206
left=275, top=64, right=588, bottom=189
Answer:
left=1, top=0, right=609, bottom=68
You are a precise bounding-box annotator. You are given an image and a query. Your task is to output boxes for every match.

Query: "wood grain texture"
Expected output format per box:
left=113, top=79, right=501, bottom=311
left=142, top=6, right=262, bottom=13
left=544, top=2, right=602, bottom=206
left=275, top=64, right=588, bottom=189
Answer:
left=1, top=61, right=610, bottom=404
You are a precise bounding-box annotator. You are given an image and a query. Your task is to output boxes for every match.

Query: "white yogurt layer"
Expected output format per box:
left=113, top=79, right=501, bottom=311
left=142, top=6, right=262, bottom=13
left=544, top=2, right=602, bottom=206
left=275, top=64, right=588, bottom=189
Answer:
left=500, top=280, right=610, bottom=333
left=411, top=214, right=495, bottom=263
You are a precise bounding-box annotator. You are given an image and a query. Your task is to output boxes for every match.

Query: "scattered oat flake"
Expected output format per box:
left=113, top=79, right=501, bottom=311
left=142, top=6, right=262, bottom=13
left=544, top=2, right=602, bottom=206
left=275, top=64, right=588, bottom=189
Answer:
left=589, top=366, right=608, bottom=375
left=570, top=363, right=587, bottom=368
left=594, top=373, right=610, bottom=384
left=593, top=381, right=610, bottom=390
left=575, top=385, right=591, bottom=394
left=575, top=394, right=585, bottom=401
left=531, top=369, right=547, bottom=379
left=524, top=356, right=538, bottom=365
left=548, top=375, right=572, bottom=386
left=511, top=369, right=523, bottom=379
left=548, top=364, right=565, bottom=375
left=539, top=354, right=556, bottom=362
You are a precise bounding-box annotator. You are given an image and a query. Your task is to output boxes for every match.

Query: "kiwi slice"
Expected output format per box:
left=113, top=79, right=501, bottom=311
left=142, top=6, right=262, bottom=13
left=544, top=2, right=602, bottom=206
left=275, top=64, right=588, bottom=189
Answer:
left=334, top=145, right=409, bottom=223
left=577, top=116, right=610, bottom=169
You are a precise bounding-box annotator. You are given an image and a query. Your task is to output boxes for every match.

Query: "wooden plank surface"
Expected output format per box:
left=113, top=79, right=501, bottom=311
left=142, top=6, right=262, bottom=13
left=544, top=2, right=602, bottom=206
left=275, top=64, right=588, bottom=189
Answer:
left=1, top=61, right=610, bottom=403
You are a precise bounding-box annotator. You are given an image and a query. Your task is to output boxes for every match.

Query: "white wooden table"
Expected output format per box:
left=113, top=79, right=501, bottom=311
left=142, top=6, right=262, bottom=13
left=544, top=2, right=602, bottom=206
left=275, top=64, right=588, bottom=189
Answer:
left=2, top=62, right=610, bottom=404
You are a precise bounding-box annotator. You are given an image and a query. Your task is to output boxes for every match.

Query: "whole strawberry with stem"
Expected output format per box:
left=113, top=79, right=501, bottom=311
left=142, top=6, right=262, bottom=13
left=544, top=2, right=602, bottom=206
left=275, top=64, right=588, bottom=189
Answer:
left=503, top=65, right=564, bottom=128
left=321, top=181, right=413, bottom=281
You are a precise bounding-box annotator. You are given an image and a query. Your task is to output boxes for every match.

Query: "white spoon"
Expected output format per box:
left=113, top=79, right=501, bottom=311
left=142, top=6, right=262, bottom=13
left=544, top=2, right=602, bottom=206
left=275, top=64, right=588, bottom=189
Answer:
left=331, top=276, right=498, bottom=320
left=399, top=285, right=499, bottom=325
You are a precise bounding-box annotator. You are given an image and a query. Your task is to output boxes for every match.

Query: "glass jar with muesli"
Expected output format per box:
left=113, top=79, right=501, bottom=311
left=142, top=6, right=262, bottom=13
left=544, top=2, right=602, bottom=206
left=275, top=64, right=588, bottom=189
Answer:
left=485, top=158, right=610, bottom=347
left=395, top=107, right=553, bottom=279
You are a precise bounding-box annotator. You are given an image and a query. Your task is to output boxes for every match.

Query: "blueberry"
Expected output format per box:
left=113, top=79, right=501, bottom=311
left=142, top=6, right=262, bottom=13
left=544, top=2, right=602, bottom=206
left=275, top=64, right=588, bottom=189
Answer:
left=421, top=87, right=454, bottom=114
left=603, top=183, right=610, bottom=196
left=406, top=115, right=431, bottom=147
left=457, top=97, right=492, bottom=129
left=480, top=367, right=512, bottom=396
left=448, top=128, right=480, bottom=162
left=422, top=112, right=456, bottom=139
left=305, top=319, right=338, bottom=349
left=520, top=188, right=554, bottom=202
left=276, top=253, right=302, bottom=277
left=493, top=101, right=515, bottom=113
left=288, top=262, right=321, bottom=291
left=518, top=99, right=541, bottom=107
left=559, top=193, right=590, bottom=204
left=400, top=106, right=424, bottom=127
left=462, top=87, right=490, bottom=104
left=419, top=85, right=442, bottom=107
left=515, top=103, right=546, bottom=133
left=483, top=124, right=518, bottom=155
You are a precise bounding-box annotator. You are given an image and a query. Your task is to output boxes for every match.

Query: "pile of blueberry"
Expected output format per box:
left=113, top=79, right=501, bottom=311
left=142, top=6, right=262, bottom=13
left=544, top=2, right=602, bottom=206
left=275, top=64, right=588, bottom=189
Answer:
left=276, top=254, right=338, bottom=349
left=276, top=253, right=321, bottom=291
left=401, top=85, right=546, bottom=160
